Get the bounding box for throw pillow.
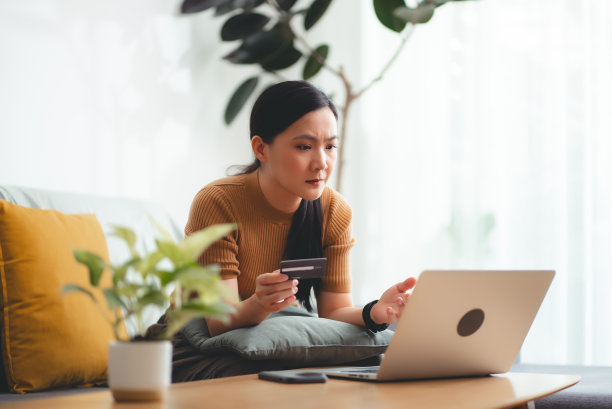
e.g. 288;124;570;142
0;200;123;393
181;306;393;366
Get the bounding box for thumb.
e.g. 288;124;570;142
396;277;417;293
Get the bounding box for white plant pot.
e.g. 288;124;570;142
108;340;172;402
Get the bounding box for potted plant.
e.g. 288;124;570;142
62;221;238;402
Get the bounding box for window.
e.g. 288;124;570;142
348;0;612;365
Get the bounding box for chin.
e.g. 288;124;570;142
301;187;325;201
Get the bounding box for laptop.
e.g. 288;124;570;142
320;269;555;381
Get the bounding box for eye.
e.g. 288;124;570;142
326;144;337;150
296;145;311;151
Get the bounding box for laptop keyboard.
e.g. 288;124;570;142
340;366;380;374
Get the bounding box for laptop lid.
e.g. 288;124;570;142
373;269;555;381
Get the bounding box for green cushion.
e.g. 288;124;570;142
181;307;393;366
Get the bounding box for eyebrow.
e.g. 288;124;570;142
292;135;338;142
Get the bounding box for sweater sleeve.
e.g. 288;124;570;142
321;190;355;293
185;186;240;279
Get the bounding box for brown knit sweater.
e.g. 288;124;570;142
184;170;354;301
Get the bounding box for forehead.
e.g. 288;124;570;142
279;107;337;140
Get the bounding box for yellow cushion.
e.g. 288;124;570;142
0;200;122;393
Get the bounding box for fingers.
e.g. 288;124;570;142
254;271;299;311
258;270;290;285
387;306;398;321
395;277;417;293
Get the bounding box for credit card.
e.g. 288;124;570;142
280;258;327;279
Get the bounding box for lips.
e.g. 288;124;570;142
306;178;324;184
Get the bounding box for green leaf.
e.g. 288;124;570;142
175;264;219;284
373;0;407;32
221;13;270;41
183;300;236;319
176;266;223;303
214;1;241;16
177;223;238;262
180;0;226;14
109;225;138;257
112;256;140;284
162;303;236;339
103;288;127;310
277;0;298;11
223;29;289;64
138;289;167;308
72;249;107;286
156;239;184;263
62;283;96;301
261;45;302;72
225;77;259;125
304;0;333;31
302;44;329;80
135;250;165;276
154;270;175;287
115;282;143;299
393;4;435;24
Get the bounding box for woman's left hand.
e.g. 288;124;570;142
370;277;417;325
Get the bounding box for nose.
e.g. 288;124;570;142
312;147;328;171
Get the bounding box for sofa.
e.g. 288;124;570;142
1;185;611;406
0;185;182;403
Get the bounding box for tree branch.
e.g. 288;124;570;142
354;24;415;99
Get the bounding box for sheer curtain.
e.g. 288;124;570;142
347;0;612;365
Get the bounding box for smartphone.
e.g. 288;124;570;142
258;371;327;384
280;258;327;280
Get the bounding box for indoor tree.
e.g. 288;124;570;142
180;0;475;191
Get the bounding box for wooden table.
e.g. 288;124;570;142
7;372;579;409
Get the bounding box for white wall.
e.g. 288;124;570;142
0;1;237;229
0;0;364;231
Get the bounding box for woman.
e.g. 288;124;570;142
189;80;415;335
165;81;416;380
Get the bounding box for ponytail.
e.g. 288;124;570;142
283;198;323;312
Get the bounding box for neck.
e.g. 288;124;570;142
257;168;301;213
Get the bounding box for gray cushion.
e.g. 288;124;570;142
181;307;393;366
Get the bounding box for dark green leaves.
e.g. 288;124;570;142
393;4;435;24
181;0;266;15
223;29;289;64
221;13;270;41
303;44;329;80
304;0;333;31
261;46;302;71
277;0;298;11
225;76;259;125
373;0;407;32
180;0;225;14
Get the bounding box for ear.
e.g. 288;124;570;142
251;135;268;163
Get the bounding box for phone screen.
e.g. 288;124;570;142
258;371;327;384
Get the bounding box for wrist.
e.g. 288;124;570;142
244;296;271;325
362;300;389;333
369;302;386;325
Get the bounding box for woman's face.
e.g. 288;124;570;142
260;107;338;204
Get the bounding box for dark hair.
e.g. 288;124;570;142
236;81;337;311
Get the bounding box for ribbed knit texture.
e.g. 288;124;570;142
185;171;354;300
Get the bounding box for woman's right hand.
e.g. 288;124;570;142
252;270;299;314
